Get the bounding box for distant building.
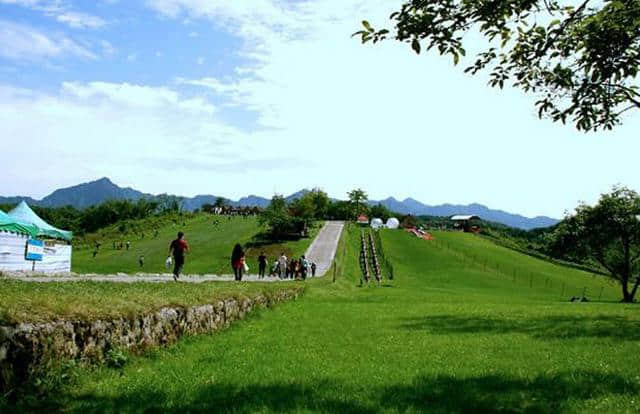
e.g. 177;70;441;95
450;215;481;233
357;214;369;225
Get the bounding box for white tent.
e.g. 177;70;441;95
0;204;73;274
0;232;32;272
371;218;384;229
386;217;400;229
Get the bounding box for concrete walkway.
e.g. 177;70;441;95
1;221;345;283
304;221;344;276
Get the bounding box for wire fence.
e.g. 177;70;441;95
373;230;394;281
359;230;370;285
430;237;618;301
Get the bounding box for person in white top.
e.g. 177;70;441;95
277;252;288;279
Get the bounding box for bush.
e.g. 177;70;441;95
105;347;128;369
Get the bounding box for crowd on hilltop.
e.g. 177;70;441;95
165;233;317;282
267;252;316;280
201;205;261;216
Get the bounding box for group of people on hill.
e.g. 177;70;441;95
270;253;316;280
167;232;317;281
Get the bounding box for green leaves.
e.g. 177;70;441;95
411;38;421;54
355;0;640;132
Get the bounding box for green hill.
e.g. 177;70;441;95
9;225;639;413
72;214;319;275
381;230;619;302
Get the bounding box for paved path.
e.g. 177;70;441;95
1;221;345;283
1;274;294;283
304;221;344;276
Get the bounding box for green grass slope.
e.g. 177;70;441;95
11;226;639;413
72;215;319;275
422;231;619;301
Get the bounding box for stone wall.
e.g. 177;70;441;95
0;288;302;393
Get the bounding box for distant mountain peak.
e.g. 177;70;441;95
0;179;560;230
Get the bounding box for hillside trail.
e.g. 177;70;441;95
2;221;345;283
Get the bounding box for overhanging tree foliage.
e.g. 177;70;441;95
551;186;640;302
355;0;640;132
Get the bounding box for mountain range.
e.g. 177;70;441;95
0;178;559;230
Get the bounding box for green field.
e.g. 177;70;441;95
72;215;319;275
8;226;640;413
0;280;299;325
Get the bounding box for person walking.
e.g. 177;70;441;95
311;261;317;277
277;252;288;279
231;243;246;281
168;232;189;281
258;252;267;279
301;255;309;280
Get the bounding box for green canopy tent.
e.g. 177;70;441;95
8;201;73;241
0;209;38;237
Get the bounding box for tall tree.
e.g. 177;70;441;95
370;203;393;221
355;1;640;132
348;188;369;219
214;197;229;208
308;188;331;220
551;186;640;302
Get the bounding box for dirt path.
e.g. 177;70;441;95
2;221;345;283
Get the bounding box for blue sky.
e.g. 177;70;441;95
1;0;639;219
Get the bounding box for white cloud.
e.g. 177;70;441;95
56;12;107;29
100;40;116;55
1;0;639;216
0;0;61;11
61;81;216;114
0;82;287;198
188;31;198;37
196;56;204;65
177;77;238;95
0;19;97;61
126;53;137;62
0;0;108;29
142;0;640;217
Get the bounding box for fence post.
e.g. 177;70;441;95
332;262;336;283
599;287;604;301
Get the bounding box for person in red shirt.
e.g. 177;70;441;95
168;232;189;281
231;243;245;281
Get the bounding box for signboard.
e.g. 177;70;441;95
25;239;44;261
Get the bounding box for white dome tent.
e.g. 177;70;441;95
386;217;400;229
370;218;384;229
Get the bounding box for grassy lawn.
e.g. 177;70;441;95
7;227;640;413
72;215;320;275
0;280;301;325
